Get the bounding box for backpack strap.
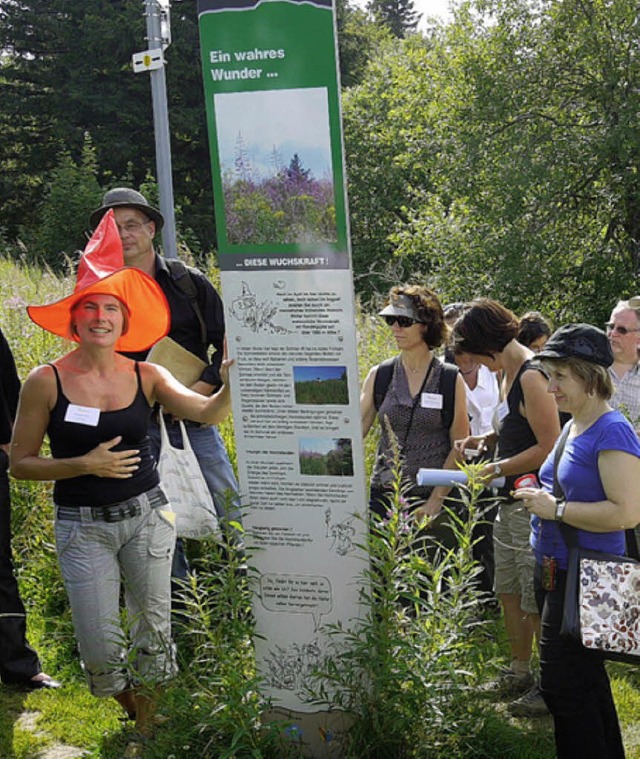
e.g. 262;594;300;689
373;356;458;430
166;259;207;346
373;357;397;411
438;362;458;430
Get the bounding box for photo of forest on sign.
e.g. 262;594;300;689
214;88;337;246
298;437;354;477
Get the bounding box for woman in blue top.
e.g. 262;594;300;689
514;323;640;759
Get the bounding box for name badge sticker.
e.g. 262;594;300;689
421;392;443;410
64;404;101;426
496;399;509;423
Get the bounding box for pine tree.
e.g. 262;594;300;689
286;154;312;184
367;0;420;37
0;0;214;251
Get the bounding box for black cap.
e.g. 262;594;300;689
536;323;614;367
90;188;164;231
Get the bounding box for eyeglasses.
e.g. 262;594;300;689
605;323;640;336
382;315;417;328
117;221;151;235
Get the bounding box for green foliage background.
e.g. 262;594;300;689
1;0;638;319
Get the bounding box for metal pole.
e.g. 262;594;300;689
144;0;177;259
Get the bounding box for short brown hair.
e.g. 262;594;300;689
518;311;553;348
451;298;519;358
388;285;448;348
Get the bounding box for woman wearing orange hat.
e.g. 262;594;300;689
9;211;233;739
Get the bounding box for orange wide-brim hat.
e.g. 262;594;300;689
27;209;171;352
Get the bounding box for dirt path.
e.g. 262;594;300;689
16;711;89;759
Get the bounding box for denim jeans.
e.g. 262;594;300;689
148;420;243;582
534;564;625;759
55;489;177;697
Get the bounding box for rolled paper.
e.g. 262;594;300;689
416;468;506;489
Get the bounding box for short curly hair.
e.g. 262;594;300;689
451;298;519;358
386;284;448;349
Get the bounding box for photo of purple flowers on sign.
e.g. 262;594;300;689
214;87;337;246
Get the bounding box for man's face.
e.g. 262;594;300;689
113;207;155;264
607;306;640;363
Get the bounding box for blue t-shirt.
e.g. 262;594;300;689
532;410;640;569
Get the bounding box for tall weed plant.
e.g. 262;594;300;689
308;454;498;758
150;540;299;759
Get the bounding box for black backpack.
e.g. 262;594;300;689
166;258;207;346
373;356;458;430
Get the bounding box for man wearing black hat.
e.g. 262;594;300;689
90;189;243;587
0;328;60;690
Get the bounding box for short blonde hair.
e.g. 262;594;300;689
542;356;613;400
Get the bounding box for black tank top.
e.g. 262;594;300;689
495;360;543;496
47;362;159;507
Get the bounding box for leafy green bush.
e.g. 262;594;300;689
307;457;497;758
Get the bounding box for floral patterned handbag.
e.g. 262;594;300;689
560;543;640;663
553;427;640;663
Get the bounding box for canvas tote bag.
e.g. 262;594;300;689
157;411;220;540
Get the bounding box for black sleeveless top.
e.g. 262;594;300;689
495;360;543;497
47;362;159;507
371;357;450;499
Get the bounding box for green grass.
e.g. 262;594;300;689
1;253;638;757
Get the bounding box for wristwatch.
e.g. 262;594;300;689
554;499;567;522
493;463;503;477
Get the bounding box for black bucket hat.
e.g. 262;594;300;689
536;323;614;367
90;188;164;231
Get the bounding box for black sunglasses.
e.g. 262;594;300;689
605;323;640;336
382;315;417;328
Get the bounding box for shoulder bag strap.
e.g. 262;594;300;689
166;259;208;346
553;423;578;549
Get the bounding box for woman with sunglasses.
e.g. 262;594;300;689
361;285;469;525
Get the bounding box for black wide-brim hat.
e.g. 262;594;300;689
537;323;614;367
90;187;164;231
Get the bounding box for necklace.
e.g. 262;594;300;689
459;365;478;376
402;360;428;374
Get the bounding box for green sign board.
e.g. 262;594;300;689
198;0;349;270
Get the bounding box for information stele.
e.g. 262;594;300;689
198;0;368;756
